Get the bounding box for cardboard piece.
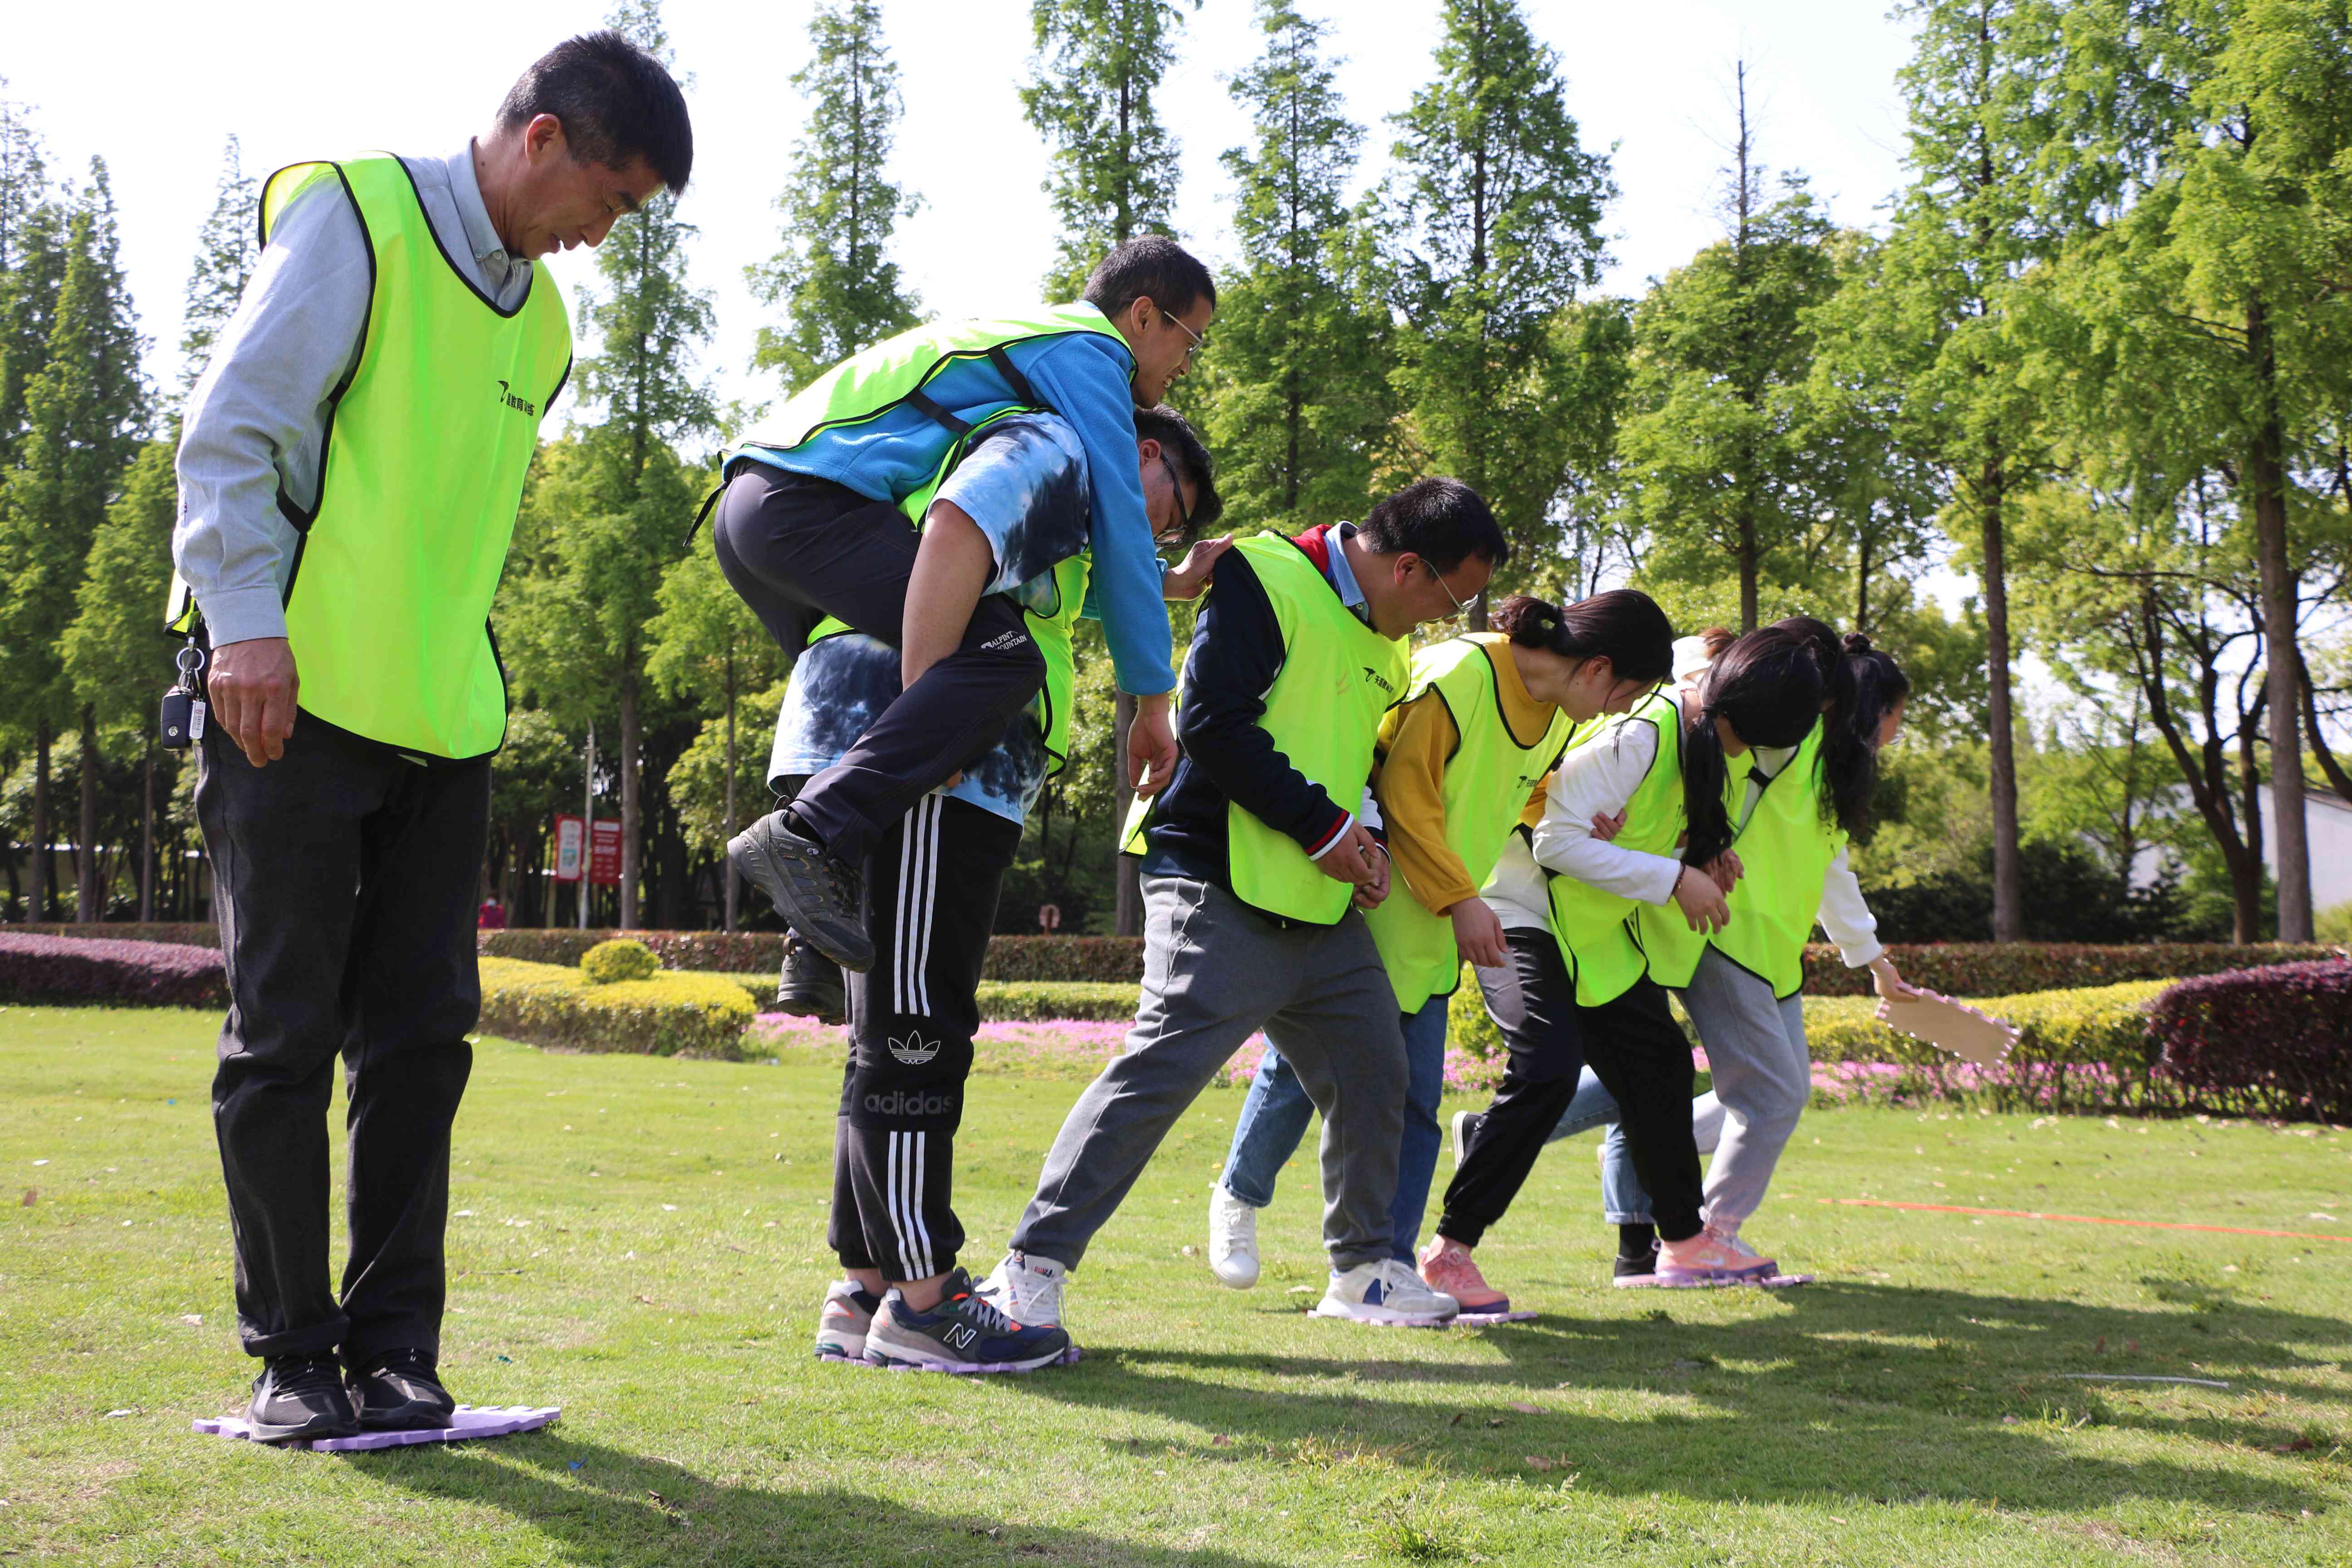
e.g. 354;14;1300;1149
1874;989;2020;1069
191;1403;560;1452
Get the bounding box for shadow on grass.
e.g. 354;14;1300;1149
1004;1281;2346;1514
368;1435;1282;1567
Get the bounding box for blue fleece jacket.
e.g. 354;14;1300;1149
735;319;1174;696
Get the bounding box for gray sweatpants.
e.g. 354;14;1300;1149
1010;874;1407;1272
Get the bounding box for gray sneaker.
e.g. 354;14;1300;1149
729;810;874;973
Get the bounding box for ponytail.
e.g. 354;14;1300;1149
1825;632;1912;843
1682;627;1824;867
1492;589;1674;685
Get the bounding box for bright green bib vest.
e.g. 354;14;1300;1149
1545;689;1693;1007
805;407;1087;774
1365;638;1574;1014
166;155;571;760
1711;718;1842;999
742;304;1129;459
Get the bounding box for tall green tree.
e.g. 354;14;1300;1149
1021;0;1195;299
1619;68;1844;630
0;162;148;921
1196;0;1395;532
500;0;717;930
1382;0;1615;608
176;136;258;408
748;0;921;392
0;86;62;477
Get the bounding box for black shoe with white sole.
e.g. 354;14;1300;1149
245;1354;361;1444
728;809;873;973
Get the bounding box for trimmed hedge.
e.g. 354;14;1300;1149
1807;980;2173;1114
11;922;220;948
698;971;1143;1024
2151;959;2352;1125
580;938;661;985
476;957;755;1058
0;932;226;1008
1797;942;2339;997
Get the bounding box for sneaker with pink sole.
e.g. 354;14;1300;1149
1654;1227;1780;1286
1416;1236;1509;1314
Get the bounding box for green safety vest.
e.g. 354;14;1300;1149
164;154;571;761
804;407;1087;773
1710;718;1842;999
1545;688;1694;1007
741;303;1131;463
1364;637;1574;1015
1124;533;1408;926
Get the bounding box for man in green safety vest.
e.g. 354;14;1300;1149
167;32;691;1445
711;237;1214;974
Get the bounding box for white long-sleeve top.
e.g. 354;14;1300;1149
1483;696;1885;968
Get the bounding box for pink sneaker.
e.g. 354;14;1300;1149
1701;1220;1778;1277
1655;1229;1778;1286
1416;1236;1509;1313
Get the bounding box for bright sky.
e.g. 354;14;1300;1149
9;0;1920;421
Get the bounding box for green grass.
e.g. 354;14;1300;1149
2;1005;2349;1567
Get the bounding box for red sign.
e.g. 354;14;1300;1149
589;820;622;887
552;815;586;882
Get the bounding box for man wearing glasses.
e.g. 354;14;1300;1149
715;237;1214;979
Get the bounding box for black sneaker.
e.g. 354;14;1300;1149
862;1267;1073;1373
245;1353;361;1444
1612;1248;1661;1285
776;934;847;1026
729;809;874;973
350;1348;457;1431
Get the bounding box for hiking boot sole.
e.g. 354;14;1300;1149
729;818;874;973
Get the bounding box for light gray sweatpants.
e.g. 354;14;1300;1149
1010;874;1408;1272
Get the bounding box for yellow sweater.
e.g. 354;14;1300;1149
1371;632;1559;916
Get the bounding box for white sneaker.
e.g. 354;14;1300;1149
1451;1109;1480;1166
1207;1184;1261;1289
975;1250;1066;1328
1313;1258;1459;1326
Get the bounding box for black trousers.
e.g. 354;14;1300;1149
827;792;1023;1281
1439;928;1704;1246
196;715;486;1365
713;462;1045;867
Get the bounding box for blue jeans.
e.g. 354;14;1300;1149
1544;1069;1728;1225
1220;994;1448;1266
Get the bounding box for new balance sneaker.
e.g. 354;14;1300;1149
1208;1184;1260;1290
1313;1258;1460;1326
862;1268;1072;1373
1450;1109;1481;1166
350;1348;456;1431
728;809;874;973
975;1250;1066;1328
775;934;848;1026
1416;1236;1509;1313
1655;1229;1779;1286
245;1353;361;1444
814;1279;882;1362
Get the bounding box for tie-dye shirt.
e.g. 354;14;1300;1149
767;414;1095;828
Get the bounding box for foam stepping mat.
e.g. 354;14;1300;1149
1451;1309;1540;1326
821;1345;1083;1374
1611;1272;1813;1290
192;1404;560;1451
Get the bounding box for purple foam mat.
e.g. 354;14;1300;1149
192;1404;560;1451
822;1344;1084;1375
1451;1309;1540;1326
1612;1272;1813;1290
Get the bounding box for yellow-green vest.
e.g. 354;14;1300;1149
805;407;1086;773
742;303;1129;458
166;154;571;761
1126;533;1408;925
1711;718;1842;999
1365;638;1574;1014
1545;689;1692;1007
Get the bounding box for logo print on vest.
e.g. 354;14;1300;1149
1362;666;1396;696
495;379;539;416
888;1030;942;1066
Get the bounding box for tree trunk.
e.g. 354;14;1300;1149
138;743;154;922
1981;466;2022;941
724;655;739;932
620;674;641;931
30;720;51;921
76;705;99;922
1113;690;1141;936
1738;517;1759;632
2244;294;2312;941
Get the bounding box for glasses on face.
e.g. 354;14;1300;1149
1421;559;1475;622
1160;308;1206;366
1156;451;1194;543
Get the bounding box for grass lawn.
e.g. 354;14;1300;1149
2;1005;2349;1567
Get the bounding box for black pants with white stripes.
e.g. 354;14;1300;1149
827;792;1024;1283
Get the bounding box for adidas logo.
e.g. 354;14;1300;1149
888;1029;941;1066
861;1089;959;1117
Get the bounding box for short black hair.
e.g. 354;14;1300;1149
1358;478;1509;572
497;30;694;195
1082;235;1216;321
1133;403;1223;544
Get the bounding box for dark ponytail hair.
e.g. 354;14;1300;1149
1681;627;1825;868
1825;631;1912;843
1490;589;1674;686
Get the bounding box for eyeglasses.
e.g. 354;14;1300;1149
1421;559;1474;622
1156;451;1194;542
1161;308;1206;365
